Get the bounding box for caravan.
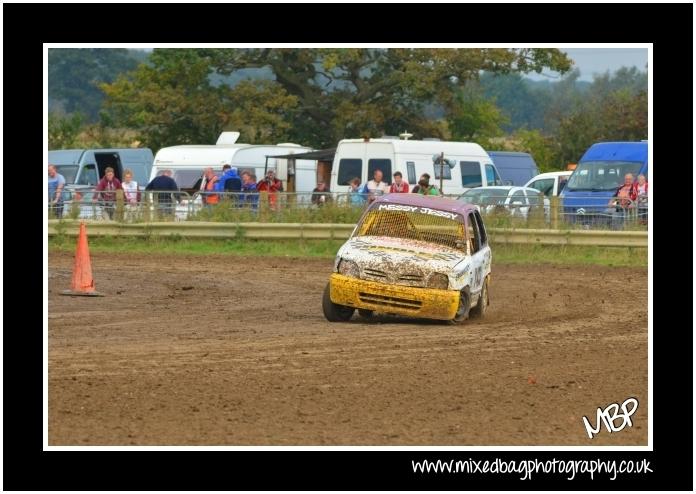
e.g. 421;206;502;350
329;137;502;196
148;132;316;195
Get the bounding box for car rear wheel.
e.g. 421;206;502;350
470;278;489;318
322;283;355;322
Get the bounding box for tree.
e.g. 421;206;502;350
48;49;142;121
48;112;83;149
447;83;508;148
101;50;298;150
102;48;572;149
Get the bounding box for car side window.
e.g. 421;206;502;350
77;164;98;186
474;210;487;246
511;190;526;204
468;212;482;254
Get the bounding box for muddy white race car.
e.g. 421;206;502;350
323;194;492;324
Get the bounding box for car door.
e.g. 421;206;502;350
467;211;487;295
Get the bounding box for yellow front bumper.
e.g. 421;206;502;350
329;273;460;321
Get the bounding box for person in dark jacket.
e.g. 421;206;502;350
145;169;181;220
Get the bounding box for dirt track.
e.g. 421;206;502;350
48;252;648;445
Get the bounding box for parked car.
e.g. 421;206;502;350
323;194;491;324
457;186;549;221
525;171;572;197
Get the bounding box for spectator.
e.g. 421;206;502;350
349;177;366;206
635;173;648;224
121;169;141;221
145;169;181;220
48;164;66;219
311;181;332;207
93;167;122;220
365;169;390;203
257;169;283;210
389;171;409;193
201;167;219;206
215;164;242;205
411;173;439;195
240;171;259;209
608;173;637;229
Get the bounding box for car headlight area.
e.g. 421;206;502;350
337;259;360;278
427;273;450;290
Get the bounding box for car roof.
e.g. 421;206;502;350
528;171;572;179
372;193;479;215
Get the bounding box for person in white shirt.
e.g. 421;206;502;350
121;169;140;221
365;169;390;203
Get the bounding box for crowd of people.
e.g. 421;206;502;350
48;164;649;226
608;172;649;225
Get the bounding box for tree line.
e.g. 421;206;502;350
48;48;647;171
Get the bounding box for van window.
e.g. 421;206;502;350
460;161;482;188
368;159;392;184
485;164;502;186
406;162;416;185
77;164;98;186
433;161;452;180
55;165;79;184
337;159;362;186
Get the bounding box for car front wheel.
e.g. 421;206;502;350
322;283;355;322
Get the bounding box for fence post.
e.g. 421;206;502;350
115;189;125;222
551;196;560;230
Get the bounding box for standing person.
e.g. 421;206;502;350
47;164;66;219
256;169;283;210
411;173;439;195
240;171;259;209
635;173;649;224
608;173;637;229
121;169;141;221
93;167;122;220
201;167;219;207
311;181;332;207
389;171;409;193
365;169;390;203
145;169;181;220
349;177;366;206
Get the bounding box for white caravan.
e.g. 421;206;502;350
329;137;502;196
149;132;316;194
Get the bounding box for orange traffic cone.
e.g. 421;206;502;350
61;222;103;297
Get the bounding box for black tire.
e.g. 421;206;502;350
451;289;471;324
470;278;489;319
322;283;355;322
358;309;374;319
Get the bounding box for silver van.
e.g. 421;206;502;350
48;148;154;187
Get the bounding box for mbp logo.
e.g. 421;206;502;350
582;397;639;439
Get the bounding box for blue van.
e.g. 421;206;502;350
487;151;539;186
560;141;648;224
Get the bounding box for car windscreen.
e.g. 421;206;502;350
354;205;465;251
54;165;79;183
566;161;643;191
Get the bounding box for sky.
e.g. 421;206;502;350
526;48;649;81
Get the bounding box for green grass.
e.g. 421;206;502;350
49;236;647;267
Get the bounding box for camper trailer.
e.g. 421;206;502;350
148;132;316;195
329;137;502;195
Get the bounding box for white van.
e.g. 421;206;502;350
149;132;316;195
329;137;502;196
